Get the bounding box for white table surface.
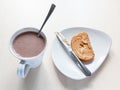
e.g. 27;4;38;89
0;0;120;90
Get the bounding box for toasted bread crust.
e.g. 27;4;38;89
71;32;94;61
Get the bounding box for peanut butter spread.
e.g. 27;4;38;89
71;32;95;61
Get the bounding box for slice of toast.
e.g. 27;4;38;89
71;32;94;61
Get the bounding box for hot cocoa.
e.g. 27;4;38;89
13;32;45;57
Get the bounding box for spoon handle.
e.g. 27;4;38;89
38;4;56;37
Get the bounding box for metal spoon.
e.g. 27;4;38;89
38;4;56;37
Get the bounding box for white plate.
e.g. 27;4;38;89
51;27;112;80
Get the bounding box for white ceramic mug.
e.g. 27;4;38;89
9;27;47;78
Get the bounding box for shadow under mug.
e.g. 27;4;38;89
9;27;47;78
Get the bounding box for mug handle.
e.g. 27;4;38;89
17;60;30;78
